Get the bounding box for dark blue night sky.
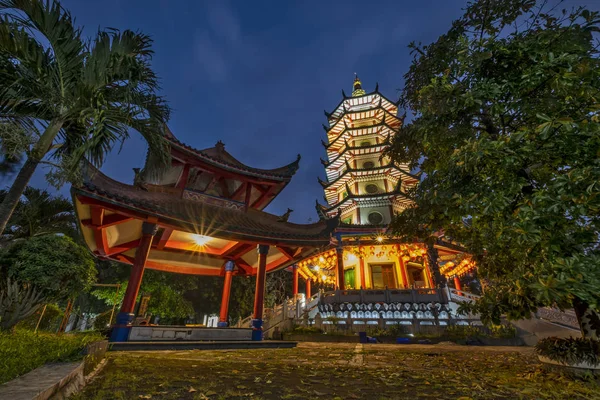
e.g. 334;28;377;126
9;0;600;223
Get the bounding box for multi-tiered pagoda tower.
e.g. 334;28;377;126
293;76;475;293
316;76;419;225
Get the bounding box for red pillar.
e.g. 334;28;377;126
454;276;462;291
120;222;157;314
252;244;269;340
359;255;366;289
336;246;345;290
111;222;157;342
292;264;299;299
305;278;312;298
218;261;235;327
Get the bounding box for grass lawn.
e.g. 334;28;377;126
0;329;102;384
74;342;600;399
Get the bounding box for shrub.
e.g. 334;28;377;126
291;326;323;334
0;329;102;384
16;303;63;332
536;337;600;367
444;325;484;339
489;324;517;339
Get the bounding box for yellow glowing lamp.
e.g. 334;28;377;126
191;234;210;246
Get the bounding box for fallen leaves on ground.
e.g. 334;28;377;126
72;343;600;399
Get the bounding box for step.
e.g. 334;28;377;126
109;340;297;351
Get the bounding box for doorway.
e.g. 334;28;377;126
370;264;396;289
407;263;427;288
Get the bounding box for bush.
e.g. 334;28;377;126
291;326;323;334
0;329;102;384
15;303;63;332
444;325;484;339
536;337;600;367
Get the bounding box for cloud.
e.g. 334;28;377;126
193;31;228;82
207;1;241;45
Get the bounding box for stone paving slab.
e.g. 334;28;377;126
0;362;83;400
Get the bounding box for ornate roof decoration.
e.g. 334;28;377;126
352;74;366;97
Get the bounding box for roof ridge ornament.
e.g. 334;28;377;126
342;89;348;99
215;140;225;154
352;74;366;97
375;82;379;92
278;208;293;222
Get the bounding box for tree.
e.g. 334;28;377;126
1;187;75;242
0;235;96;329
0;0;171;235
386;0;600;339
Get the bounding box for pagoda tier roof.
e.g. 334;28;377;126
71;166;338;277
326;107;402;138
319;161;418;189
324;119;399;151
318;188;412;214
325;89;399;123
322;140;390;169
162;127;301;182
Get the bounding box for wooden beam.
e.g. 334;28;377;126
82;214;133;229
175;164;190;190
118;255;222;276
244;183;252;206
251;185;276;209
265;256;290;272
156;227;174;250
277;246;295;260
230;182;247;202
218;177;230;198
105;239;140;256
91;206;104;226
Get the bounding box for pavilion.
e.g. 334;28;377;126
71;128;338;341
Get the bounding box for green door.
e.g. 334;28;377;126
344;268;356;289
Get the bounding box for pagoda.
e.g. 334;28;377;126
291;77;476;294
316;75;419;224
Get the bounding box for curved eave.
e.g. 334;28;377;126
322;163;414;189
324;141;389;168
326;107;402;139
326;91;399;121
323;191;412;213
325;121;399;151
167;136;301;182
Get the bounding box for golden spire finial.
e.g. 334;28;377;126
352;73;366;97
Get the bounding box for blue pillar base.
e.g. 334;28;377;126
109;312;134;342
217;321;228;328
251;318;263;341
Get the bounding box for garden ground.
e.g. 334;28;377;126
74;342;600;399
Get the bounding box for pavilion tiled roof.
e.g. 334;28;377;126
72;166;337;246
164;127;301;181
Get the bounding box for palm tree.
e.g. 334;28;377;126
1;186;76;241
0;0;171;235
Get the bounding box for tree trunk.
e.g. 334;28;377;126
572;297;600;340
0;120;63;235
0;157;39;235
427;241;446;288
